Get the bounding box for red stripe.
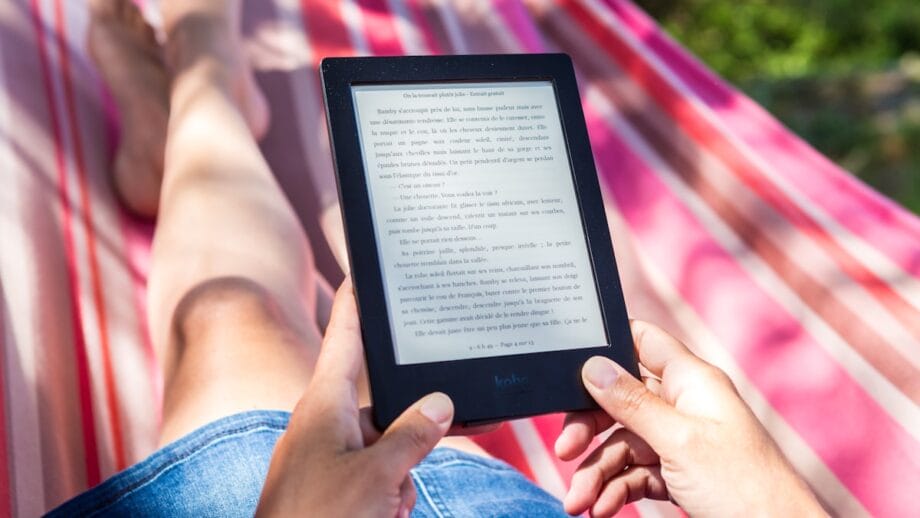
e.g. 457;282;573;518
301;0;355;61
560;0;920;341
29;0;101;487
52;0;127;473
357;0;404;55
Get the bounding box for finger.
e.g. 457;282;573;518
630;320;704;378
312;277;364;393
290;278;365;451
370;392;454;476
644;376;662;396
359;406;382;445
582;355;685;454
564;428;657;515
591;465;669;518
397;475;416;518
554;410;615;461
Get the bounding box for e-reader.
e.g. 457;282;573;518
321;54;639;429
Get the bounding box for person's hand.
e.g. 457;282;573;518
555;321;824;517
256;278;453;517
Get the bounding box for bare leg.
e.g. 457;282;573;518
92;0;488;457
141;0;315;445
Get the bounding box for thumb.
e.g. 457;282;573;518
369;392;454;476
582;356;685;454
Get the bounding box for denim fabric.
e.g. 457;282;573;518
47;411;566;517
410;449;566;517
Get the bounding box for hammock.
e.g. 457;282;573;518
1;0;918;515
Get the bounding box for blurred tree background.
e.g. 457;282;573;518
639;0;920;214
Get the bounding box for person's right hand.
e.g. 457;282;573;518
555;321;825;517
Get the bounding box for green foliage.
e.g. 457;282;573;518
639;0;920;214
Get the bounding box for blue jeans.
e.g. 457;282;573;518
48;411;566;517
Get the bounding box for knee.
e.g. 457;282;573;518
171;276;283;345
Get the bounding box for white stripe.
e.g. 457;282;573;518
385;0;429;54
508;419;566;500
608;200;871;517
430;0;468;54
586;88;920;440
0;13;46;513
340;0;371;55
580;0;920;312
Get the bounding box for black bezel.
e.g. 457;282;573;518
321;54;638;429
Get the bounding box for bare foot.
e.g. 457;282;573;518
89;0;168;218
161;0;270;139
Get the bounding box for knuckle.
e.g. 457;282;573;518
613;381;653;419
700;364;732;387
402;424;433;452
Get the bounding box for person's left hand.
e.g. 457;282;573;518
255;278;454;517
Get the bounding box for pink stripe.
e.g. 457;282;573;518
605;0;920;277
29;0;101;487
493;0;545;53
583;102;920;516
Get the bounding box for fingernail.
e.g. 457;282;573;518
399;503;410;518
583;356;618;389
419;392;453;425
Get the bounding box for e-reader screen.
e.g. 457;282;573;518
351;81;607;365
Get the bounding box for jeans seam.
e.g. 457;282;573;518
85;423;286;517
418;458;516;474
410;469;452;518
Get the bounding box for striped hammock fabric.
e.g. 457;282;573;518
1;0;919;515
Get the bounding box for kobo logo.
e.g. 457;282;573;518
494;373;529;390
